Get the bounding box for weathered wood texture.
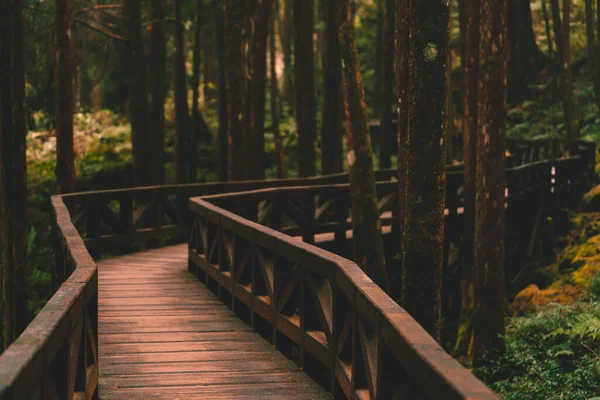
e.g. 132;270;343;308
98;245;328;399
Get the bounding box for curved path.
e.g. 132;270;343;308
98;244;329;399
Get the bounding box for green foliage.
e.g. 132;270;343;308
475;303;600;399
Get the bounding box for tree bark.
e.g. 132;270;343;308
320;0;344;175
280;0;295;115
378;0;395;169
402;0;449;341
294;0;317;177
55;0;76;193
0;0;28;350
561;0;579;139
249;0;272;180
192;0;211;150
174;0;193;183
149;0;167;185
374;0;384;116
225;0;249;181
217;2;228;181
340;0;389;293
395;0;409;303
124;0;150;186
455;0;480;360
541;0;554;61
270;0;286;179
473;0;507;362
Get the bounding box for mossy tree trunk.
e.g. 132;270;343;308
0;0;28;350
294;0;317;177
225;0;249;181
402;0;450;341
394;0;410;303
271;0;286;179
55;0;76;193
455;0;480;361
321;0;344;175
339;0;389;293
472;0;507;362
249;0;272;180
124;0;150;186
149;0;167;185
378;0;395;170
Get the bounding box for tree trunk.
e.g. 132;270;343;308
455;0;480;361
281;0;295;115
340;0;389;293
378;0;395;169
402;0;449;341
374;0;384;116
0;0;28;350
225;0;249;181
270;0;286;179
217;2;228;181
192;0;211;150
320;0;344;175
473;0;507;362
507;0;545;103
561;0;579;139
294;0;317;177
124;0;150;186
394;0;409;303
550;0;563;86
149;0;167;185
586;0;595;61
55;0;76;193
541;0;554;61
174;0;193;183
249;0;272;180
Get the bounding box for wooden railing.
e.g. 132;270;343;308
0;197;99;400
0;138;594;399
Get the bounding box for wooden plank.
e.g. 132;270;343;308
98;245;328;399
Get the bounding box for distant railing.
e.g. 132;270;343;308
0;138;594;399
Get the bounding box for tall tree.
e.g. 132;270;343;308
455;0;480;360
294;0;316;177
249;0;273;180
378;0;395;169
148;0;167;185
124;0;150;186
174;0;193;183
320;0;344;175
270;0;285;179
402;0;450;340
395;0;409;303
0;0;28;350
192;0;211;149
541;0;553;62
280;0;295;115
473;0;508;361
55;0;76;193
561;0;579;139
340;0;389;292
217;1;228;181
225;0;249;181
374;0;384;115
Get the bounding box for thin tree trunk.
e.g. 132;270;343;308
374;0;384;116
217;2;228;181
225;0;249;181
270;0;286;179
541;0;554;61
320;0;344;175
340;0;389;293
561;0;579;139
455;0;480;361
586;0;595;61
402;0;450;340
174;0;193;183
378;0;394;169
281;0;295;115
473;0;507;362
149;0;167;185
550;0;563;88
250;0;272;180
394;0;409;303
55;0;76;193
124;0;150;186
192;0;211;149
294;0;317;177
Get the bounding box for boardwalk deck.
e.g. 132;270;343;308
98;244;330;399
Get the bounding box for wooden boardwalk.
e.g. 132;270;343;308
98;244;330;399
